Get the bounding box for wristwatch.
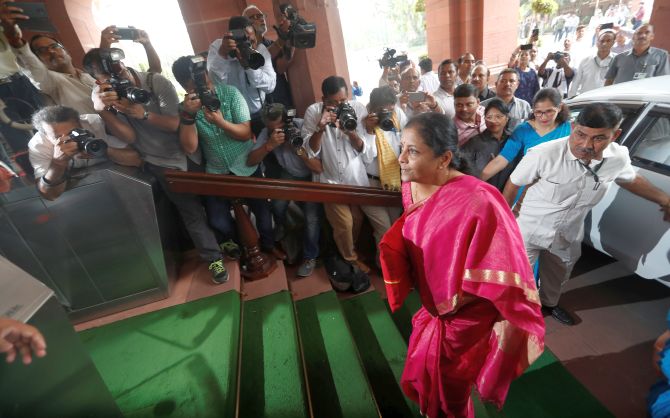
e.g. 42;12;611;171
142;110;150;120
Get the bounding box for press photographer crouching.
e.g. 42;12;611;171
28;105;141;200
246;103;323;277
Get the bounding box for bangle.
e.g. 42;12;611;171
180;117;196;125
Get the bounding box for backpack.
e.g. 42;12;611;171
323;254;371;294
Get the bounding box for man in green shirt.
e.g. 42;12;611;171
172;55;285;261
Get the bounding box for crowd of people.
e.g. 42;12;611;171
2;1;670;416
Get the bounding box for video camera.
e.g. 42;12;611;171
226;29;265;70
275;4;317;49
99;48;150;104
68;128;107;158
282;108;303;148
378;48;408;69
328;103;358;131
189;56;221;112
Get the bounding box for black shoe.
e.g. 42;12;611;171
543;305;575;326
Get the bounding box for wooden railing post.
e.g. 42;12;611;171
231;199;276;280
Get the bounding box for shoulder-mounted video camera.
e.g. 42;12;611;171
378;48;408;69
274;4;316;49
99;48;150;104
189;56;221;112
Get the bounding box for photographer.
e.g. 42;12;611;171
243;4;294;107
303;75;375;274
84;48;230;283
207;16;276;136
398;67;442;118
538;51;575;99
246;103;322;276
100;25;162;74
172;55;285;263
28;106;140;200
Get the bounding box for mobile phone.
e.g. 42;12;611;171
601;22;614;30
531;28;539;37
11;2;57;33
408;91;426;102
520;43;533;51
114;27;138;40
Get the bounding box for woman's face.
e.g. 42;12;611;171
484;107;509;134
398;126;450;184
532;99;559;127
519;50;530;64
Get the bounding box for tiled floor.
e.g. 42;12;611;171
74;245;669;417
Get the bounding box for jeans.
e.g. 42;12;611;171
271;172;321;260
205;167;274;250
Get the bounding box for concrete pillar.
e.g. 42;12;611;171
650;0;670;53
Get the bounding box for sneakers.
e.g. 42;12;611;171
297;259;316;277
208;259;229;284
220;240;241;260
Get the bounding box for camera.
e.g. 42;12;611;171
99;48;150;104
378;48;408;69
275;4;316;49
553;51;565;62
226;29;265;70
282;108;303;148
328;103;358;131
189;56;220;111
68;128;107;158
376;109;395;132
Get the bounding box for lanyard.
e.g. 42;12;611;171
579;159;606;190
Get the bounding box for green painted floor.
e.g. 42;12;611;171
79;289;614;418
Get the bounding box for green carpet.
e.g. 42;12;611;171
295;291;379;418
79;291;241;418
237;291;309;418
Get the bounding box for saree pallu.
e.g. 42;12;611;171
380;176;545;418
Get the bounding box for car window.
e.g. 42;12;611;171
630;113;670;174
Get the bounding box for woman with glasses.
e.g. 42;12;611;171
380;112;544;418
481;88;570;182
460;98;516;191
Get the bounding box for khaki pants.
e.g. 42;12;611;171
526;240;581;307
324;202;392;262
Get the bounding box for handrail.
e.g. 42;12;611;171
164;170;402;207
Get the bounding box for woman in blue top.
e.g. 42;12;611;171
509;47;541;104
481;88;571;181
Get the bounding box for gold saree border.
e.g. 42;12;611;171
463;268;541;305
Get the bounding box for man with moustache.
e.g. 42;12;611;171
456;52;475;85
470;63;495;102
569;29;616;97
481;68;531;133
433;59;457;118
503;103;670;325
605;24;669;85
397;67;441;118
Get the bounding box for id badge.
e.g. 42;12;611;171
633;72;648;80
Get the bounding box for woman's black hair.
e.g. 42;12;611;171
484;97;510;116
529;87;570;124
405;113;471;175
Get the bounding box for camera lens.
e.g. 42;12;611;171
246;51;265;70
126;87;150;104
84;139;108;158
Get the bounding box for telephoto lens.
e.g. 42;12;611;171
336;103;358;131
376;109;395;131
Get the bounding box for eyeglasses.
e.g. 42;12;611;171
34;42;64;55
533;108;557;118
248;13;265;20
485;114;507;121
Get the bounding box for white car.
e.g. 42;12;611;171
567;76;670;285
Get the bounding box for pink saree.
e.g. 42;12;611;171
380;175;545;418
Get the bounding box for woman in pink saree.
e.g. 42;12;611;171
380;113;545;418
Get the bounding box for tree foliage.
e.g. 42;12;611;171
530;0;558;15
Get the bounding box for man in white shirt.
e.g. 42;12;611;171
302;76;377;274
28;106;140;200
538;51;575;98
398;67;441;119
433;59;457;118
418;57;439;94
207;16;276;135
503;103;670;325
569;30;616;97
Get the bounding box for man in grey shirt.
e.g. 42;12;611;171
83;48;229;283
481;68;531;134
605;24;669;85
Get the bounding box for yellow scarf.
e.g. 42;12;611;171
374;112;401;191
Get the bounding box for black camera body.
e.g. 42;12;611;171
190;56;220;111
328;103;357;131
69;128;107;158
376;109;395;132
99;48;150;104
282;108;302;149
553;51;565;62
277;4;316;49
378;48;408;69
226;29;265;70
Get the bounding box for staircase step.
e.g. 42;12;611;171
79;291;241;417
238;291;309;418
295;291;380;418
341;292;422;418
387;290;422;344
